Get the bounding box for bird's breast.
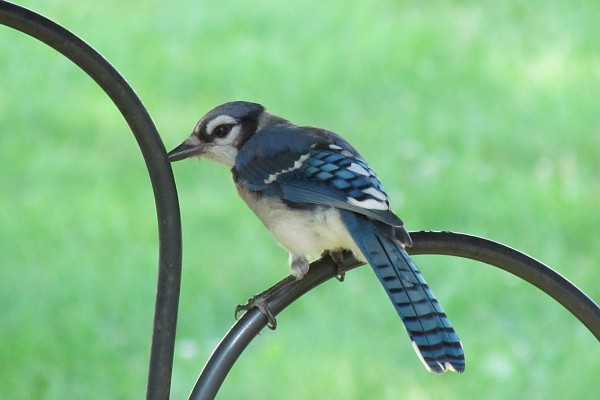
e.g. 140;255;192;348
235;184;361;260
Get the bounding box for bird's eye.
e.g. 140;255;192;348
213;124;233;139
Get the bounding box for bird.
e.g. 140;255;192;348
168;101;465;374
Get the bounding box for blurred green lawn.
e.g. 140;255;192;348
1;0;599;398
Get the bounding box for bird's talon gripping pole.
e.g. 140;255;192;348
323;250;359;283
234;274;299;330
235;299;278;330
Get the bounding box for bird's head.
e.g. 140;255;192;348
168;101;284;167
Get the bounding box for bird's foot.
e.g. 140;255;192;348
324;249;355;282
235;294;278;329
234;274;297;330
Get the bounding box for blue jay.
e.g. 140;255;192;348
168;101;465;374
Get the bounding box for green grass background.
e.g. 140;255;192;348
1;0;599;398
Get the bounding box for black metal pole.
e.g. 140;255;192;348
0;2;183;399
408;231;600;338
189;231;600;400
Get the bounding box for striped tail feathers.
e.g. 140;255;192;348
340;211;465;374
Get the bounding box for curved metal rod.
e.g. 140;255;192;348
189;231;600;400
0;2;182;399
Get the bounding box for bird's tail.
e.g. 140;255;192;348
341;212;465;374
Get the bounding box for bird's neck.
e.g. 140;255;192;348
257;112;291;131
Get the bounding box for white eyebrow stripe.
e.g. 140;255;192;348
206;115;238;135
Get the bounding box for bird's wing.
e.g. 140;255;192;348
235;125;404;228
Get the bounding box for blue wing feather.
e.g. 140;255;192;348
235;125;320;190
235;124;404;227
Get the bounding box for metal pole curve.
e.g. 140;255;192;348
0;2;183;399
189;231;600;400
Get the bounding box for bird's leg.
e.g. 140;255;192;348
323;249;356;282
235;253;309;330
289;253;310;279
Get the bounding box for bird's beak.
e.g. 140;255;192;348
167;139;205;162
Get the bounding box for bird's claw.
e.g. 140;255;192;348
235;295;278;330
234;274;298;330
326;250;353;282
